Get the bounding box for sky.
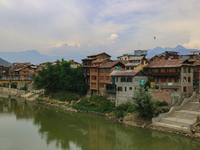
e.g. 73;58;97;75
0;0;200;60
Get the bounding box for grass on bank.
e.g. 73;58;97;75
72;94;169;119
36;90;169;119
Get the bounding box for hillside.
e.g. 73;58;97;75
0;58;11;66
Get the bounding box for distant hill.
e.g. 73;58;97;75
147;45;200;58
0;58;11;66
0;50;65;65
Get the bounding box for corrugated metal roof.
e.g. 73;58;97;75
145;59;187;68
110;70;142;76
125;63;140;67
129;56;144;60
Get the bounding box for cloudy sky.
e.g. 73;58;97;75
0;0;200;60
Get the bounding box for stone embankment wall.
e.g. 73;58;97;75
0;87;26;97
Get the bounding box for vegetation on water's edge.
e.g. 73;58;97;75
33;59;89;95
36;88;169;119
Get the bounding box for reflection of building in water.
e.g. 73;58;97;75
0;97;35;119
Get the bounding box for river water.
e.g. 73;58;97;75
0;97;200;150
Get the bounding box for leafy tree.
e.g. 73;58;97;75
134;87;156;119
33;59;88;95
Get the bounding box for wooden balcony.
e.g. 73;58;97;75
151;72;180;76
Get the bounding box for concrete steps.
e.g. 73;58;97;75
153;122;188;131
153;96;200;131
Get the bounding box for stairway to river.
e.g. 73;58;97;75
153;95;200;131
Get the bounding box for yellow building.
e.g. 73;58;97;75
125;56;149;70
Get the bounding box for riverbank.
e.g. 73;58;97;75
34;96;200;139
1;90;200;139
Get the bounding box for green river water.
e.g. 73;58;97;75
0;97;200;150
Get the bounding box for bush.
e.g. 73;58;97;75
75;95;115;113
116;103;132;111
113;110;124;118
127;105;136;112
134;87;156;119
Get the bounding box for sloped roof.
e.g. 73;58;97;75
99;61;124;68
125;63;140;67
87;52;111;57
129;56;144;60
145;59;187;68
110;70;146;76
92;59;107;63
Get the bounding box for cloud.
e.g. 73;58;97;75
106;34;118;44
0;0;200;58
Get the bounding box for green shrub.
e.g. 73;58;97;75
134;87;156;119
116;103;131;111
127;105;136;112
114;110;124;118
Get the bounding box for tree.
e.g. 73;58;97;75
133;87;156;119
33;59;89;95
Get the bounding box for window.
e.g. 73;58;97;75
183;77;187;83
169;68;176;72
161;69;165;73
184;67;187;73
161;77;166;82
183;86;187;92
168;77;172;82
156;77;159;82
91;76;97;80
188;68;191;73
106;76;110;81
116;77;118;82
154;69;159;73
100;76;104;80
99;83;104;88
100;69;104;73
127;77;132;82
188;77;191;82
125;87;127;91
118;87;122;91
105;69;111;73
129;87;132;90
174;77;179;82
121;77;126;82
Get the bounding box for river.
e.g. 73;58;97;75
0;97;200;150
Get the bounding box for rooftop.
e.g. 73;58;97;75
145;59;188;68
110;70;144;76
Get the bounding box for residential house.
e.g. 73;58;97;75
125;56;149;70
97;61;125;96
151;51;179;61
107;70;148;105
82;52;111;85
144;59;193;105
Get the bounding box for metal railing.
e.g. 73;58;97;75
0;77;33;81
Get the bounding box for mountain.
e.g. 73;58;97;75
0;58;11;66
0;50;65;65
147;45;200;58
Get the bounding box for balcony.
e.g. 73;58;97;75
151;72;180;76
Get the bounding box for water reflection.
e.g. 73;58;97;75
0;97;200;150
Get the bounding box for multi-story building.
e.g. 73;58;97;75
82;52;111;85
106;70;148;105
144;59;194;104
125;56;149;70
